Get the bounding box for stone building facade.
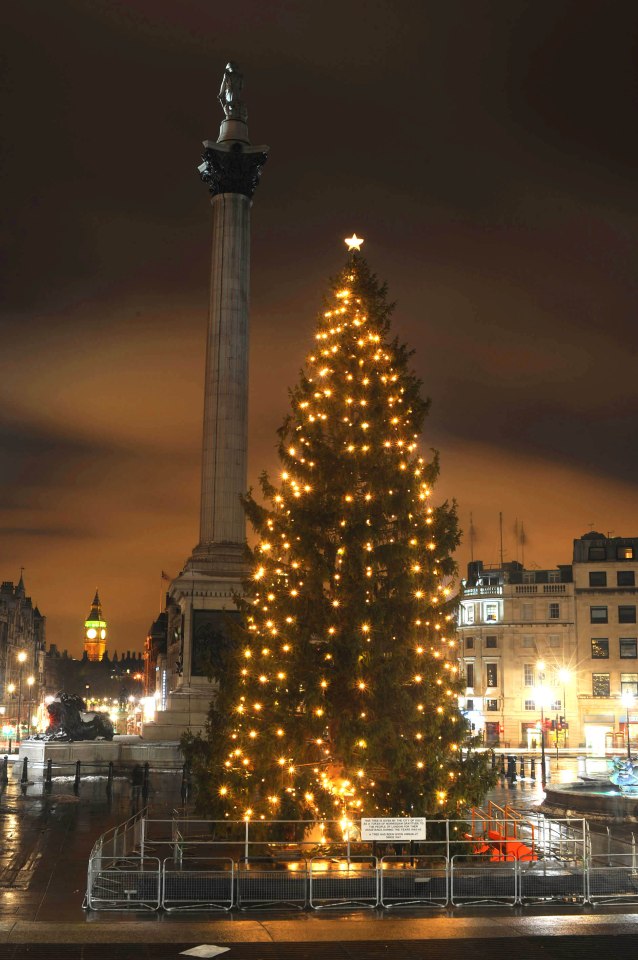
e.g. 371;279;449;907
457;532;638;752
0;576;46;731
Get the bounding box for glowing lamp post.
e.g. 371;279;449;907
622;691;635;761
16;651;27;745
26;676;35;737
534;679;550;787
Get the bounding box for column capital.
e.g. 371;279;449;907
198;141;268;199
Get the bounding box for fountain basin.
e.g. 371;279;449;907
542;781;638;822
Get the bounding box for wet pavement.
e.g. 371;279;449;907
1;756;638;957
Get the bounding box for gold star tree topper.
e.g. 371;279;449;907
345;233;364;251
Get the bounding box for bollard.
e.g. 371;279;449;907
142;761;150;800
530;756;536;781
520;756;525;779
21;757;29;785
1;756;8;786
106;761;114;795
73;760;81;793
44;758;53;791
507;755;517;782
7;739;12;756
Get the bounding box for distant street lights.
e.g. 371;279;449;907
622;690;635;761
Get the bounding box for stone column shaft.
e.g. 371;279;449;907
199;192;251;546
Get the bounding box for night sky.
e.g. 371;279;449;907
2;1;637;656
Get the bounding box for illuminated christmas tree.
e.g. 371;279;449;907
186;241;493;821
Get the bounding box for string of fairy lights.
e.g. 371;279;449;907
216;236;467;822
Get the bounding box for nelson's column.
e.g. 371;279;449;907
144;63;268;741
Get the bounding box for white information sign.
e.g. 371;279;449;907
360;817;426;842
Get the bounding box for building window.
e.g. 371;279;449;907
548;570;560;583
618;571;636;587
484;603;498;623
619;606;637;624
551;699;562;711
589;547;606;561
618;546;635;561
523;571;535;584
524;699;535;711
522;635;534;648
485;699;499;711
590;606;608;624
549;635;561;648
549;602;560;619
522;603;533;622
524;664;534;686
485;663;498;687
589;571;607;587
485;636;497;648
621;674;638;697
591;638;610;659
465;637;474;649
465;663;474;687
465;699;474;711
592;673;610;697
464;604;475;624
620;639;637;659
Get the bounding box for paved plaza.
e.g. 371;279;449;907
1;757;638;957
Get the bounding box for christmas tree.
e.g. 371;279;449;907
185;241;494;821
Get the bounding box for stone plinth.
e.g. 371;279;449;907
19;735;183;767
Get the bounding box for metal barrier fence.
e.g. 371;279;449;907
309;857;379;910
379;856;448;909
86;857;161;911
85;813;604;912
162;858;234;912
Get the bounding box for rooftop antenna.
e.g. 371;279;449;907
469;512;475;562
521;521;526;567
514;518;519;564
499;512;504;566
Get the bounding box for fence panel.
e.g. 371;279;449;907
162;858;234;911
237;861;308;909
518;859;587;904
309;857;379;910
450;856;517;906
379;856;448;908
588;855;638;904
87;857;161;911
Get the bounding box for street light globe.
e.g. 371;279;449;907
534;686;550;708
622;691;635;708
27;676;35;687
7;683;15;695
558;668;570;684
536;660;546;673
17;651;27;664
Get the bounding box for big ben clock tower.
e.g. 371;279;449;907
83;590;107;661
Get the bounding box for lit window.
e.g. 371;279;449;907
620;639;637;659
486;663;498;687
592;673;610;697
621;674;638;696
484;603;498;623
591;638;609;659
618;547;635;561
590;606;608;624
485;699;499;712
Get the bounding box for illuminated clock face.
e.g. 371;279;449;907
87;628;97;640
100;629;106;640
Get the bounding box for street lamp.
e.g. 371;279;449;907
26;676;35;738
16;651;27;745
622;691;635;761
558;668;570;746
534;681;550;787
